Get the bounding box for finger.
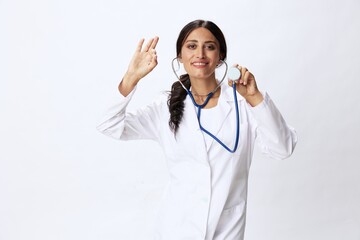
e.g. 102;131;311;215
238;66;248;84
240;66;248;80
148;54;158;70
150;48;157;55
228;79;237;86
243;71;250;85
150;36;159;49
136;38;145;52
152;51;158;63
143;38;155;52
237;65;243;83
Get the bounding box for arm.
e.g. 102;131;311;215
96;88;165;141
97;37;162;141
228;64;297;159
250;92;297;160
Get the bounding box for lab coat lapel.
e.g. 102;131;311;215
205;86;232;150
178;95;209;163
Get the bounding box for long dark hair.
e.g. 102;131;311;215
167;19;227;133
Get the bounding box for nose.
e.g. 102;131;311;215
196;46;205;59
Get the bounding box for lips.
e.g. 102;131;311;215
192;62;208;67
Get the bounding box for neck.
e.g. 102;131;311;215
189;76;221;107
190;76;218;96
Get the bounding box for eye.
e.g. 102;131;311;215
187;43;196;49
205;44;216;50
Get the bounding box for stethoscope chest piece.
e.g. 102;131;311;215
227;67;241;81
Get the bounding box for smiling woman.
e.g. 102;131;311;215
180;28;221;82
176;27;223;109
97;19;297;240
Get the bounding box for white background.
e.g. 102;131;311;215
1;0;360;239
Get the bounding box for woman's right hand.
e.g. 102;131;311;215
119;37;159;96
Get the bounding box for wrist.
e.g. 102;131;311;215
118;73;139;96
245;91;263;107
123;72;141;86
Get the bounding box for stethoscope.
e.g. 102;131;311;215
171;58;242;153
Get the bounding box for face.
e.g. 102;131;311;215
178;27;221;81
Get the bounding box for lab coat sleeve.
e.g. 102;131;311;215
249;92;297;160
96;87;165;142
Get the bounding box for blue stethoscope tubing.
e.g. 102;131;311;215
171;58;241;153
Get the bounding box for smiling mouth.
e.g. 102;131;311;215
192;62;208;66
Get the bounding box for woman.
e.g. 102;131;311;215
97;19;297;240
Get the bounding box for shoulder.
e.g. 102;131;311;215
153;91;170;105
146;90;170;114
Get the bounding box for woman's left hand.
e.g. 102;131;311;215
228;65;264;107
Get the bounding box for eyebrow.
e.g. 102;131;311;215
185;40;218;44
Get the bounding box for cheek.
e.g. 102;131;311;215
182;63;192;74
180;50;191;61
180;56;193;68
213;51;221;61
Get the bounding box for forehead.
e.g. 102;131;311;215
184;27;218;43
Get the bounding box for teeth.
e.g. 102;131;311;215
193;62;207;66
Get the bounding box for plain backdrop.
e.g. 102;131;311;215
1;0;360;239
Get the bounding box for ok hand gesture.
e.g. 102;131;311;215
120;37;159;96
127;37;159;81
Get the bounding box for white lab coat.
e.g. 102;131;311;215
97;83;297;240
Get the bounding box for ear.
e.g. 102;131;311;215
217;55;223;65
217;57;223;67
